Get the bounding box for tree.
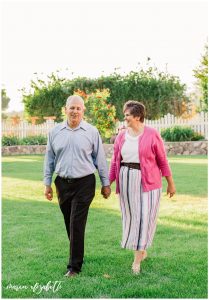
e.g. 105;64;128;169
63;64;188;120
22;72;67;123
23;63;188;122
1;89;10;111
193;44;208;111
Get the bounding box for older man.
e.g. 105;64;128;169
44;95;111;277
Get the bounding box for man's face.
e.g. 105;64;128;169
65;100;84;125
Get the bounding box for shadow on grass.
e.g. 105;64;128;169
2;160;44;182
2;159;109;190
2;197;208;299
2;161;208;200
160;215;207;228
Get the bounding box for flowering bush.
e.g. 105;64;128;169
74;89;88;100
74;89;116;140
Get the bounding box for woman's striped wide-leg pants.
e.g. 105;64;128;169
119;166;162;250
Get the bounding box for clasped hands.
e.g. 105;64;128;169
101;185;111;199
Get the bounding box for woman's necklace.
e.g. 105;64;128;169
128;125;145;137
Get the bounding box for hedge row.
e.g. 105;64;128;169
23;67;188;123
2;126;205;146
2;135;47;146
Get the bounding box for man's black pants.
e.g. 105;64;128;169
55;174;95;273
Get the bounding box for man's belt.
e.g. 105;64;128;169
57;174;93;183
121;162;141;170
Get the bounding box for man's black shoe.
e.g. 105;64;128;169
64;270;78;277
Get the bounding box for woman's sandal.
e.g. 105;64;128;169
141;250;147;261
132;262;141;274
132;250;147;274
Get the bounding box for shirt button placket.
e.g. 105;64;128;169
69;130;73;176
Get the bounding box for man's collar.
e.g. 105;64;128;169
61;119;87;131
78;120;88;131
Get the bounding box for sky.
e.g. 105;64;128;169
2;0;208;112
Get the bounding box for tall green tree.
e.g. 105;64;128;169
193;44;208;111
23;64;188;122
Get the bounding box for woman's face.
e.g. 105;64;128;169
124;109;140;128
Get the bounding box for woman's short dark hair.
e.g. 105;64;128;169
123;100;146;122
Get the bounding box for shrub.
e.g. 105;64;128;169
161;126;204;142
21;135;47;145
2;135;47;146
191;133;205;141
2;136;20;146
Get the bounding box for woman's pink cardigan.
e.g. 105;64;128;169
109;126;172;193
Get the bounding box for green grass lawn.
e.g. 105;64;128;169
2;155;208;298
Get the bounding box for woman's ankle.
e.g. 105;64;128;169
133;250;144;264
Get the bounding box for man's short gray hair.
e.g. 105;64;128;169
66;95;85;108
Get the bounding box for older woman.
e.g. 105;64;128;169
109;100;176;274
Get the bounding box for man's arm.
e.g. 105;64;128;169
44;132;55;201
92;130;111;199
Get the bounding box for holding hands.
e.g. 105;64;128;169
101;185;111;199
